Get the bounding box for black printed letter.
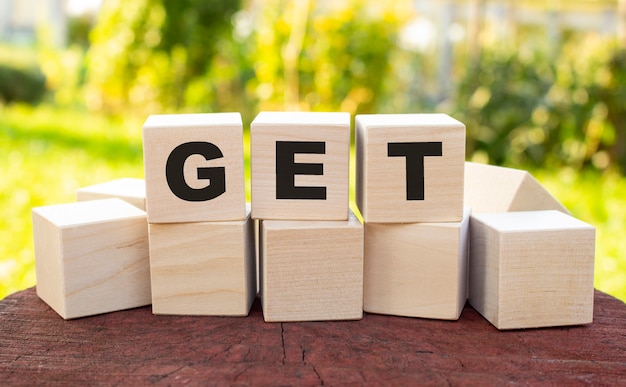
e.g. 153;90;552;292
165;142;226;201
275;141;326;200
387;142;442;200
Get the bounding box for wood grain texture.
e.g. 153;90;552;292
149;208;255;316
464;161;569;214
250;111;350;220
469;210;596;330
32;198;150;319
142;113;246;223
1;288;625;385
356;114;465;223
260;210;363;322
77;177;146;210
364;208;470;320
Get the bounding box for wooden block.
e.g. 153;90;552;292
32;198;150;319
468;210;595;330
363;208;471;320
250;111;350;220
464;162;569;214
77;178;146;210
260;210;363;322
356;114;465;223
143;113;246;223
149;207;256;316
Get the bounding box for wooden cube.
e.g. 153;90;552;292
250;111;350;220
260;210;363;322
363;208;471;320
469;210;595;330
149;207;256;316
464;162;569;214
143;113;246;223
32;198;150;319
77;178;146;210
356;114;465;223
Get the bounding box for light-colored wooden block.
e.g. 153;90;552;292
77;178;146;210
363;208;471;320
356;114;465;223
143;113;246;223
468;210;595;330
32;198;150;319
149;207;256;316
464;162;569;214
260;210;363;322
250;111;350;220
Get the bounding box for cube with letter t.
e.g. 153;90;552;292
142;113;246;223
250;111;350;220
356;114;465;223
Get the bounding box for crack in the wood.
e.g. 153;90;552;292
312;364;324;385
299;344;306;364
280;323;286;365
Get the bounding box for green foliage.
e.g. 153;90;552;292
85;0;241;114
0;64;47;104
68;14;95;49
84;0;410;119
456;35;626;173
249;0;410;115
0;45;47;105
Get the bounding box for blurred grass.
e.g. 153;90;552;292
0;104;144;298
1;104;625;303
533;168;626;303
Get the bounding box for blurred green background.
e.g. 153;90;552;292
1;0;625;302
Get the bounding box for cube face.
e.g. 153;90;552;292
464;162;569;214
469;210;595;330
363;208;470;320
32;199;150;319
356;114;465;223
260;211;363;322
250;111;350;220
143;113;246;223
77;178;146;210
149;210;256;316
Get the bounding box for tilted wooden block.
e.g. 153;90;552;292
149;207;256;316
363;208;471;320
143;113;246;223
356;114;465;223
77;178;146;210
464;162;569;214
32;198;150;319
260;210;363;322
469;210;595;330
250;111;350;220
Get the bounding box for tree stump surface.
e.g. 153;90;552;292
1;287;625;385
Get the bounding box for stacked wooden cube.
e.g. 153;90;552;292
356;114;470;320
142;113;256;316
250;112;363;322
31;111;596;330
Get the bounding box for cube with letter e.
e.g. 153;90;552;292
250;111;350;220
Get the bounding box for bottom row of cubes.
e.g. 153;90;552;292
32;197;595;330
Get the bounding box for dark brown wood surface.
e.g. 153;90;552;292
1;287;625;385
